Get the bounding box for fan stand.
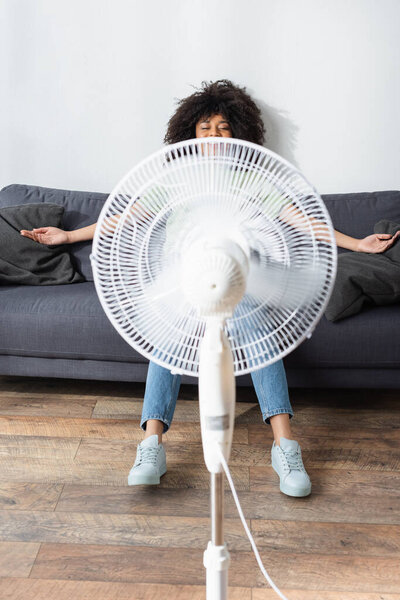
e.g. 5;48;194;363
198;319;236;600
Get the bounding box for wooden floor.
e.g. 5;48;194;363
0;376;399;599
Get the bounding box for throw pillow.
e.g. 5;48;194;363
325;221;400;322
0;203;84;285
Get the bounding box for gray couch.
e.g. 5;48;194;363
1;184;399;388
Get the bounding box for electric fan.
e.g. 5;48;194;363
91;138;337;600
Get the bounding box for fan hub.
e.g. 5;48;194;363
181;240;248;318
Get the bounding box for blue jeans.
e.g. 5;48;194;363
141;359;293;433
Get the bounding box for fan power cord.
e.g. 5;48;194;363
217;446;289;600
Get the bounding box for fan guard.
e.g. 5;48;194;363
91;138;336;376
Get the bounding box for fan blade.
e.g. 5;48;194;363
246;258;326;310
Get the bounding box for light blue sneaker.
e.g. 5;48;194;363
271;437;311;497
128;434;167;486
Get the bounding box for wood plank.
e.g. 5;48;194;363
1;509;396;558
252;591;400;600
0;457;130;486
293;448;400;471
55;485;400;524
0;416;248;443
29;543;400;592
0;578;251;600
55;485;214;515
272;406;399;429
0;510;248;551
157;464;249;490
250;467;400;496
0;397;95;417
269;424;400;442
0;435;81;459
92;398;259;423
75;439;269;466
0;541;40;577
0;456;248;489
249;424;400;449
0;482;63;511
0;415;143;440
250;520;400;557
95;396;396;427
29;543;206;585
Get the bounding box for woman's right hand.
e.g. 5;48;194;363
20;227;70;245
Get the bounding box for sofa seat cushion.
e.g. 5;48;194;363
287;304;400;369
1;281;398;370
0;282;145;363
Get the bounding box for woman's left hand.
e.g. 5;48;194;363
356;230;400;253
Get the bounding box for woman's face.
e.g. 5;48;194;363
195;113;232;138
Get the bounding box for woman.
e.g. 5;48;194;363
21;80;399;497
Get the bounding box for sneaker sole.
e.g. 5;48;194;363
271;460;311;498
128;465;167;486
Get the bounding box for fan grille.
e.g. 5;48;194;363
92;138;336;376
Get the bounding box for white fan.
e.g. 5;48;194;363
91;138;337;600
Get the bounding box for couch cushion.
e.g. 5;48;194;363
0;280;398;369
0;282;145;363
286;304;400;369
0;185;108;281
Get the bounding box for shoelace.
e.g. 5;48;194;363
138;446;159;466
282;449;303;471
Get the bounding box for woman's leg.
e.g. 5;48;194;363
251;359;311;497
269;413;292;445
140;360;181;440
250;358;293;443
128;361;181;486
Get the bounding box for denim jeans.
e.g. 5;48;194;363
141;359;293;433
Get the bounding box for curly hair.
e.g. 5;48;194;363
164;79;265;146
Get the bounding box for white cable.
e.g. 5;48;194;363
218;446;290;600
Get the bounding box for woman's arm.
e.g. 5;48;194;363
21;223;97;245
335;229;400;253
280;203;399;254
20;203;152;246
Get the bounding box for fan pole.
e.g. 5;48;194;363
203;472;230;599
211;472;224;545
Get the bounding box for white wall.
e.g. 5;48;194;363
1;0;399;194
